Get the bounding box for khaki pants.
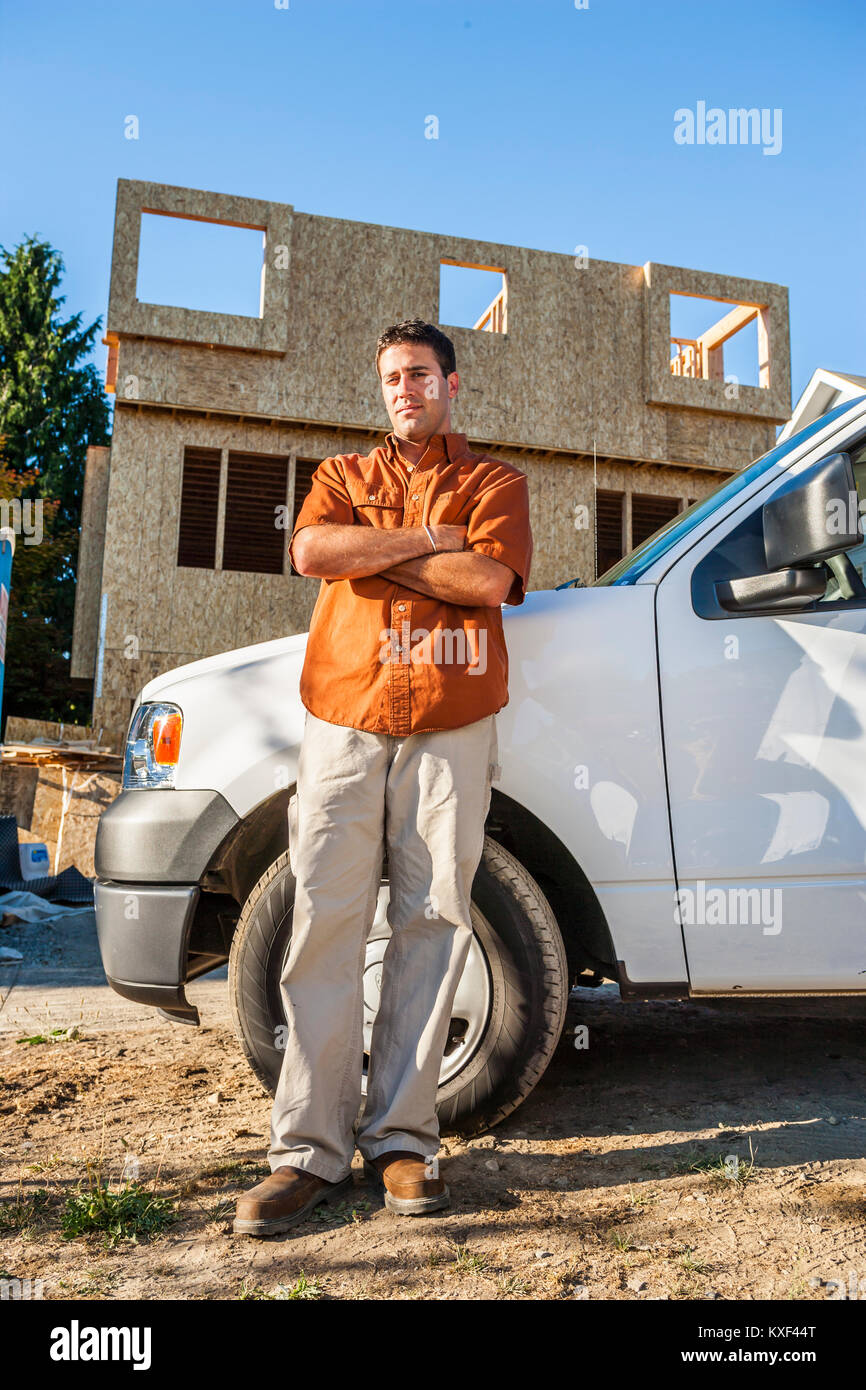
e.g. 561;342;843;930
268;709;499;1182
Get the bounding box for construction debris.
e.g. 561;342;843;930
0;890;94;925
2;716;122;770
0;741;122;772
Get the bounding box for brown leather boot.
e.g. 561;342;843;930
363;1150;450;1215
233;1166;353;1237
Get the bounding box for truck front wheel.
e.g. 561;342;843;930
227;835;569;1135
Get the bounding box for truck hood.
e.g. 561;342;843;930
140;633;311;811
140;631;310;704
140;587;593;712
137;585;658;825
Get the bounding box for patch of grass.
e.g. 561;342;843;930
547;1259;590;1299
691;1155;732;1177
452;1243;487;1274
628;1185;657;1208
23;1154;63;1176
239;1273;324;1301
611;1231;632;1252
497;1274;532;1296
675;1137;758;1187
208;1198;238;1225
0;1187;52;1233
15;1026;81;1046
679;1246;711;1274
61;1164;177;1250
673;1149;713;1174
57;1267;119;1299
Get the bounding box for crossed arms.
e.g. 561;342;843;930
291;523;516;608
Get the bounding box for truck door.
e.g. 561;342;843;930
656;431;866;991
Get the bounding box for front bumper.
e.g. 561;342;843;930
94;788;240;1024
95;881;201;1023
94;788;238;882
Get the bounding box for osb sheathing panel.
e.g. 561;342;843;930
666;411;775;469
70;445;110;680
644;261;790;424
107;181;789;471
94;698;137;756
114;332;770;479
0;764;121;877
0;764;39;830
29;768;122;878
4;717;99;744
519;454;721;591
107;180;291;354
585;262;649;463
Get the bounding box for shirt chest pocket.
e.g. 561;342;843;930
348;480;405;527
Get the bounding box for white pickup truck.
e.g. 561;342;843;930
95;395;866;1134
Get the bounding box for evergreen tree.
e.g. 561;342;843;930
0;234;111;726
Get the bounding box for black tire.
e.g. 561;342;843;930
227;834;569;1135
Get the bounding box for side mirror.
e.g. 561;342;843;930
763;451;861;568
715;451;862;614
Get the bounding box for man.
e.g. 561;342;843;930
233;318;533;1237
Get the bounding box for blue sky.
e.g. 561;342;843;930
1;0;863;424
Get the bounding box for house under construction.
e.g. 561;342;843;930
71;178;792;752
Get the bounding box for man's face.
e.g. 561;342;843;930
378;343;458;442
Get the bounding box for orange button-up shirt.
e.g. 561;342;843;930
289;431;533;736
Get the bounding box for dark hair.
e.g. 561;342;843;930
375;318;457;379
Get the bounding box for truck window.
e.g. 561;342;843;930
690;430;866;618
586;398;866;589
817;439;866;602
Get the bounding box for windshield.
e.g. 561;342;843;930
580;398;866;588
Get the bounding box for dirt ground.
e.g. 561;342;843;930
2;909;866;1302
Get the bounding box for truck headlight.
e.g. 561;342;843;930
123;702;183;789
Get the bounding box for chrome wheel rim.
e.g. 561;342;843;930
361;883;491;1089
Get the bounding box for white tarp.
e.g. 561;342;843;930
0;890;93;926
